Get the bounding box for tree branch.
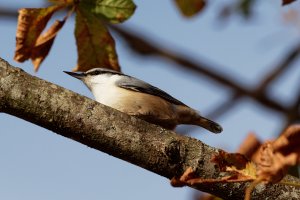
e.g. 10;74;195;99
257;43;300;92
1;58;300;199
0;7;17;18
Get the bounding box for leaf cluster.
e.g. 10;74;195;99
14;0;136;72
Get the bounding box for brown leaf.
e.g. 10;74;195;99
256;125;300;183
174;0;206;18
213;151;249;170
32;14;69;71
282;0;297;5
171;152;256;188
211;151;257;180
73;7;120;72
170;167;195;187
237;132;261;162
273;125;300;154
256;142;286;183
14;5;65;63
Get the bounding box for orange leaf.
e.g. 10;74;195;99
256;125;300;183
14;5;65;63
237;132;261;162
211;151;257;180
170;167;194;187
171;152;257;188
256;142;285;183
32;12;71;71
73;7;120;72
273;125;300;154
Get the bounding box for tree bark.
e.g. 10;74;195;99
0;57;299;199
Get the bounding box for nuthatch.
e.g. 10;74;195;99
64;68;222;133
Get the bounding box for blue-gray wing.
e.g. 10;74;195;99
116;76;186;106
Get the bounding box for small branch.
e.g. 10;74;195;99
206;93;242;120
0;7;17;18
293;79;300;120
0;6;291;115
257;43;300;91
111;25;288;114
283;78;300;129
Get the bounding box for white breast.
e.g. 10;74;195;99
87;74;177;119
89;75;123;107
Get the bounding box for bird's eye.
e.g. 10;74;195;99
88;70;101;76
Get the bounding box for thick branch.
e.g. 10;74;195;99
0;58;300;199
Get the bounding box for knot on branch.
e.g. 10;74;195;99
165;140;185;167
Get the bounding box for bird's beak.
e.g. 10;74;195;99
63;71;86;80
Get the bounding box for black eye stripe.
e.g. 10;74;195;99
85;69;124;76
89;71;101;75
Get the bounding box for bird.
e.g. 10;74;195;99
64;68;222;133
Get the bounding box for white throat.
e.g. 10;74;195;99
85;74;123;106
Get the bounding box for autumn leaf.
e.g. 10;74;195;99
32;13;70;71
256;125;300;183
79;0;136;23
73;7;119;72
174;0;206;17
211;151;257;180
174;127;300;200
72;0;136;71
14;5;65;64
14;0;135;71
237;132;261;162
282;0;297;5
273;125;300;155
171;151;256;188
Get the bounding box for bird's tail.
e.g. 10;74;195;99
195;116;223;134
176;105;223;133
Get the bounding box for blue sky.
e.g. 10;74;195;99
0;1;300;200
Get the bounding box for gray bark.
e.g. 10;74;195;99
0;57;299;199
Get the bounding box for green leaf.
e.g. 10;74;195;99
79;0;136;23
74;7;120;72
174;0;205;17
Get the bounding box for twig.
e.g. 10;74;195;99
111;25;288;113
257;44;300;91
206;93;242;119
0;6;291;114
